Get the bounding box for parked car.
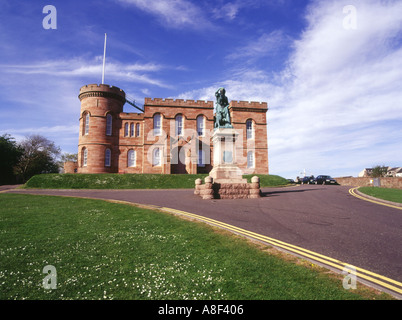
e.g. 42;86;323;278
315;175;337;185
302;176;315;184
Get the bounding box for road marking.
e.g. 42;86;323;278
349;187;402;211
158;206;402;297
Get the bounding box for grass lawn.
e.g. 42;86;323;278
23;173;290;189
0;193;392;300
359;187;402;204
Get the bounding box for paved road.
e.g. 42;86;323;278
5;185;402;288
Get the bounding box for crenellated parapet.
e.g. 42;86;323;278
144;97;213;109
78;84;126;103
229;100;268;112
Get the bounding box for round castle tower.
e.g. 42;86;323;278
77;84;126;173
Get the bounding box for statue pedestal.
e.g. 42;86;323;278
194;128;261;199
209;128;247;183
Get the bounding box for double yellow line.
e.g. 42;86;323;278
349;187;402;211
159;206;402;297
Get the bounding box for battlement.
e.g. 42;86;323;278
79;84;126;102
144;97;213;108
230;100;268;110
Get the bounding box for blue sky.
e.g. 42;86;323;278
1;0;401;179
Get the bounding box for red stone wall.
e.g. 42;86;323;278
76;85;269;175
335;177;402;189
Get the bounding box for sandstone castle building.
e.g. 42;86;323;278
67;84;269;175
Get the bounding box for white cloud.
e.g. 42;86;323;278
116;0;212;29
226;30;290;62
0;57;172;88
178;0;402;178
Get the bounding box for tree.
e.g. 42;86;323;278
371;165;388;178
0;134;23;185
60;152;78;163
14;134;61;182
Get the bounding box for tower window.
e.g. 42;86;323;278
82;148;88;167
106;114;113;136
124;123;129;137
105;148;111;167
84;113;89;135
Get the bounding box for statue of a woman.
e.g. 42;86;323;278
214;88;233;129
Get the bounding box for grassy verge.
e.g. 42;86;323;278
0;193;392;300
359;187;402;204
23;173;289;189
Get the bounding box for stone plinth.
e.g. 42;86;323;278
195;128;261;199
195;176;261;200
209;128;247;183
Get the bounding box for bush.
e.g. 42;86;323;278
24;173;289;189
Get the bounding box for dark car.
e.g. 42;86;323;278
302;176;315;184
315;175;337;185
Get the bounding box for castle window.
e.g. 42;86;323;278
84;113;89;135
105;148;111;167
136;123;140;137
197;115;205;136
128;149;136;167
198;149;205;167
124;123;129;137
82;148;88;167
106;114;113;136
247;151;255;168
246;120;254;140
130;123;134;137
153;114;161;136
175;115;183;136
153;148;161;166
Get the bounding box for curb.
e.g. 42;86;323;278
353;188;402;209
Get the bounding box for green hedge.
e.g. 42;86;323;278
24;173;289;189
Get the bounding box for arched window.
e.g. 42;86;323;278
82;148;88;167
84;112;89;135
197;115;205;136
128;149;136;167
247;151;254;168
198;149;205;167
153;148;161;166
130;123;134;137
106;114;113;136
105;148;111;167
246;120;253;140
124;123;129;137
175;115;183;136
136;123;140;137
153;114;161;136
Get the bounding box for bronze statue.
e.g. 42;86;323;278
214;87;233;129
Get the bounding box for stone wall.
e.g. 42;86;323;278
335;177;402;189
76;84;269;175
195;176;261;199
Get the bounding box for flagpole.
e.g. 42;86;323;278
102;33;107;84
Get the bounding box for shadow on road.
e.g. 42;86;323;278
261;187;321;198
